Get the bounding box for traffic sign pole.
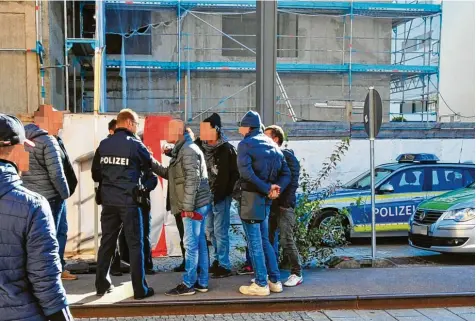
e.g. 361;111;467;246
369;87;377;261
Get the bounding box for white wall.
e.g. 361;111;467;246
60;114;475;257
439;0;475;121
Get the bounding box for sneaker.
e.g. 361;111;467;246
209;260;219;274
284;274;303;287
134;287;155;300
193;282;209;293
165;283;196;296
237;264;254;275
239;282;270;296
173;261;186;272
269;281;283;293
211;266;233;279
96;285;114;297
61;270;78;281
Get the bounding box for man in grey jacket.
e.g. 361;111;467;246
22;108;75;281
151;119;211;296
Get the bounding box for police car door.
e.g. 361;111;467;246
374;167;426;232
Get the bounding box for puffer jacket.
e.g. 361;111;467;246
275;149;300;208
22;124;70;201
0;161;68;321
151;132;210;214
237;126;291;197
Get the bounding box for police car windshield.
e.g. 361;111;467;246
343;168;394;190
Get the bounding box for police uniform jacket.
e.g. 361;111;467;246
151;132;210;214
91;128;152;207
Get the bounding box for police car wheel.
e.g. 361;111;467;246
311;210;350;241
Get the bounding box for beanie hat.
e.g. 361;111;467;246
240;110;262;128
203;113;222;130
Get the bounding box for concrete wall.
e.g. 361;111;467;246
0;1;39;115
102;10;392;122
44;1;66;111
439;0;475;121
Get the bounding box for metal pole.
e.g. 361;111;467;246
73;60;77;113
64;0;69;111
369;86;376;261
256;0;277;125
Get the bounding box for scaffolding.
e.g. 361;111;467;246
65;0;442;123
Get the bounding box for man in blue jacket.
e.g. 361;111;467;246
92;109;154;300
265;125;303;287
236;111;291;296
0;114;73;321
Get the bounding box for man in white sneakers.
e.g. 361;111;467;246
265;125;303;287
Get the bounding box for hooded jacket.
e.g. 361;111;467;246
22;124;70;201
237;111;291;198
0;161;68;321
151;132;210;214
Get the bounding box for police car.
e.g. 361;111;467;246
409;183;475;253
309;153;475;238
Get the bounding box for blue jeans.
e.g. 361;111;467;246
206;196;232;270
183;205;210;288
241;205;280;287
48;196;67;270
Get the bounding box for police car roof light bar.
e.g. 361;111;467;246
396;153;440;163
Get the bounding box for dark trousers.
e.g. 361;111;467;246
95;205;148;297
174;213;186;260
112;207;153;271
269;204;302;276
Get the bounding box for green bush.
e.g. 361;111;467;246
293;138;351;267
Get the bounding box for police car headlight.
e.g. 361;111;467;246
443;208;475;222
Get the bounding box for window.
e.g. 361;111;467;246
105;10;151;55
432;168;475;191
343;168;394;190
384;168;425;193
221;13;298;58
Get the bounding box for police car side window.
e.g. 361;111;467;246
432;168;474;191
385;169;424;193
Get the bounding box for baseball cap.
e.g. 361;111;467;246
0;114;35;148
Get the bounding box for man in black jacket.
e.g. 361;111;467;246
195;113;239;278
264;125;303;287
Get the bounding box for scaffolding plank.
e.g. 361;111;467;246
105;59;439;75
104;0;441;17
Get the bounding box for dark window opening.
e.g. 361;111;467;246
105;10;152;55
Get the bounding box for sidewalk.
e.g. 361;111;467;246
76;307;475;321
65;265;474;312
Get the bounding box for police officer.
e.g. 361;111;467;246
92;109;154;300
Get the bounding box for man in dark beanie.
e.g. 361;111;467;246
195;113;239;278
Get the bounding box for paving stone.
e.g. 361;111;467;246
386;309;424;318
354;310;396;321
305;311;331;321
459;314;476;321
395;317;430;321
447;307;476;316
417;308;465;321
323;310;361;318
